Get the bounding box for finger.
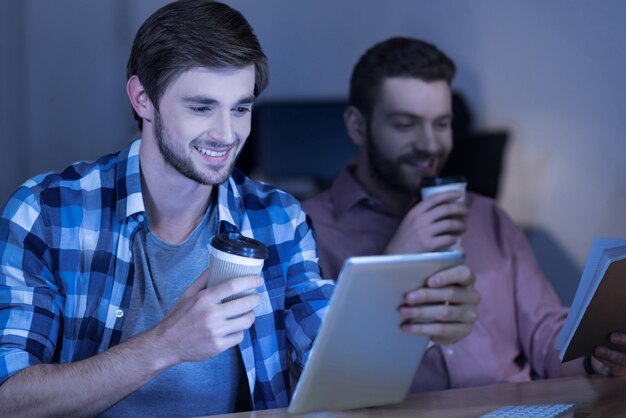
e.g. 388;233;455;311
414;203;468;230
594;346;626;369
425;264;474;289
225;293;263;318
207;275;264;303
591;355;626;377
399;303;478;324
418;190;465;211
217;310;258;335
401;321;472;343
405;283;479;306
609;332;626;346
216;293;263;320
417;218;466;243
427;202;469;224
199;305;258;344
180;269;210;300
405;287;454;305
429;218;466;236
213;331;246;353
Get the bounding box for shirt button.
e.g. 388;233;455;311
446;347;454;356
137;214;145;223
115;309;124;318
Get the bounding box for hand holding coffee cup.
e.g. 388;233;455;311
207;231;268;302
420;176;467;251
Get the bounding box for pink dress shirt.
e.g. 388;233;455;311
303;166;569;391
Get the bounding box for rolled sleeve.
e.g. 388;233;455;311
0;187;62;384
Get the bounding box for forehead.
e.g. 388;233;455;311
163;65;256;99
374;77;452;118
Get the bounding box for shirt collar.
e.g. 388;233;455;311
215;169;245;232
115;138;145;223
329;165;477;221
328;165;380;220
114;138;244;232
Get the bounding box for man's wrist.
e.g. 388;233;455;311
123;329;178;375
583;354;597;375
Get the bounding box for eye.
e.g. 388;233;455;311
435;120;451;131
392;122;415;131
233;106;252;117
389;116;417;131
190;105;211;113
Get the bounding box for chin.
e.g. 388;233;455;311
403;177;423;193
205;166;234;185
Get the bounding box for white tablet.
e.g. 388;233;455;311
288;251;464;414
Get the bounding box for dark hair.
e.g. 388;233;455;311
127;0;269;129
348;37;456;120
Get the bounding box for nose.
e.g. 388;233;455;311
210;109;235;143
420;125;440;154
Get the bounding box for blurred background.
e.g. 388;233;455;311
2;0;626;305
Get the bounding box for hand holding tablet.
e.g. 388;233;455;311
288;251;465;414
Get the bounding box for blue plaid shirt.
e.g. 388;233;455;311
0;139;334;410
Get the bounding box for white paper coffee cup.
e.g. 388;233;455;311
420;176;467;203
207;232;268;302
420;176;467;251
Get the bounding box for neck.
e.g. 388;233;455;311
139;139;214;244
353;158;415;217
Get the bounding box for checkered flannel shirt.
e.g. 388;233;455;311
0;139;333;410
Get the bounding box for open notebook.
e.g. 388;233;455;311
557;237;626;362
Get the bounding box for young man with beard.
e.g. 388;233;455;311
0;4;479;416
303;37;626;391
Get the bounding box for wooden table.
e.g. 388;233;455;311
209;375;626;417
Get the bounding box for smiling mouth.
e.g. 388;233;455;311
406;157;438;175
194;145;228;158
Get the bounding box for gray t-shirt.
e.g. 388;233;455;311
101;203;246;417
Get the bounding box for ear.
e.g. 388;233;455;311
126;75;154;123
344;106;367;147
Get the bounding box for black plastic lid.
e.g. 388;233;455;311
210;231;268;259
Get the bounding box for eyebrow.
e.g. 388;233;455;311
387;111;421;120
181;95;256;106
386;111;452;120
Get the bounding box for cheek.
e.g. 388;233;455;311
166;125;193;143
370;124;399;149
174;117;208;142
158;108;194;139
375;129;414;158
234;117;252;141
438;132;453;154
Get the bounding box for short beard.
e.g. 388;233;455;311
366;130;417;194
154;110;235;186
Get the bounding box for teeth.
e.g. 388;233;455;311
418;158;436;168
195;146;227;157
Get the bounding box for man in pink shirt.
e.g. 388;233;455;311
303;37;626;391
